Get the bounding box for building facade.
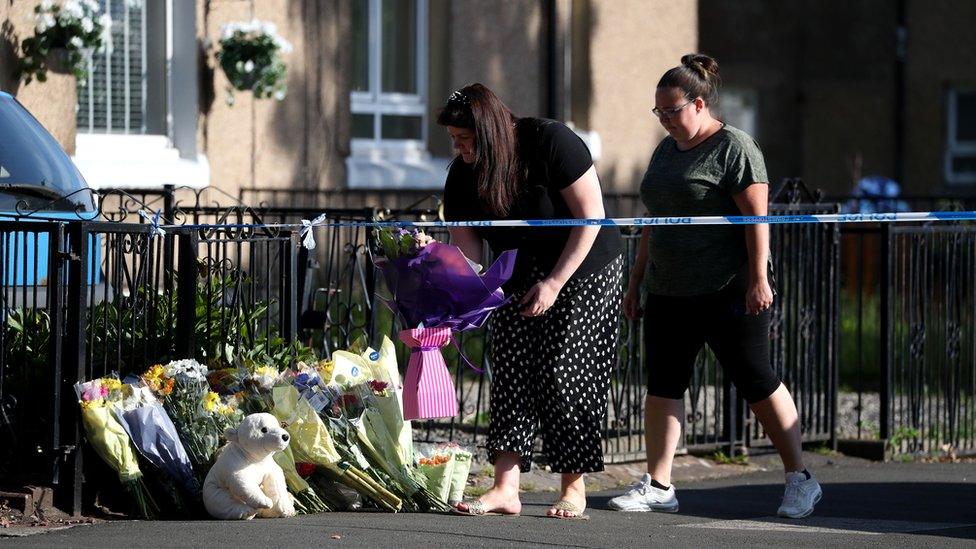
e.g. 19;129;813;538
1;0;696;208
701;0;976;197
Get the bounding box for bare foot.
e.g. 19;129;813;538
455;485;521;515
548;482;586;518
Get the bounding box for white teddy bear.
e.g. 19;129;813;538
203;412;297;520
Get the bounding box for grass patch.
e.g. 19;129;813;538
711;450;750;466
464;486;489;498
811;443;838;457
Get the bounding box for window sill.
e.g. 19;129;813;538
346;146;449;189
72;134;210;190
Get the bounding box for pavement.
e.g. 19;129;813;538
2;452;975;548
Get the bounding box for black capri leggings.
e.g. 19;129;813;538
643;283;780;404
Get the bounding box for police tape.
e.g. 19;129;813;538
283;210;976;249
298;210;976;229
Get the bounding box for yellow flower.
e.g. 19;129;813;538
316;359;334;385
80;398;105;409
215;403;235;416
203;391;220;412
143;365;166;386
102;378;122;392
254;365;277;377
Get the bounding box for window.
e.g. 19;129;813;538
76;0;151;134
946;88;976;185
72;0;207;189
719;88;759;140
350;0;428;152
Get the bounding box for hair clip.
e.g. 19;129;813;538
448;90;470;106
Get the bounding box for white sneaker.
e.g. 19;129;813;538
777;471;822;518
607;473;679;513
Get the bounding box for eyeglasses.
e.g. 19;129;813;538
652;98;695;119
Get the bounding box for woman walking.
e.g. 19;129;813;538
608;54;822;519
440;83;623;520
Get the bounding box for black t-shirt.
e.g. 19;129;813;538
443;118;623;289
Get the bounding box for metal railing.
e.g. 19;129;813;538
18;179;976;513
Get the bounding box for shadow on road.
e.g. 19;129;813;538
585;481;976;540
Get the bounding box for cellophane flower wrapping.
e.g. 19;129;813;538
75;377;157;518
375;237;516;421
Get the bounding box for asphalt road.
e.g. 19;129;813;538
3;459;974;548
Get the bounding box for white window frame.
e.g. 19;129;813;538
350;0;429;158
946;88;976;185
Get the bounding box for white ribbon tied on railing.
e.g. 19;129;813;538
138;209;166;238
300;213;329;250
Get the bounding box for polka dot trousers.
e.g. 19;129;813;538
487;254;623;474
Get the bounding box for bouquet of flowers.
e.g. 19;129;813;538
445;444;473;506
74;376;157;519
352;338;449;511
112;383;199;498
416;447;456;504
416;443;474;506
271;384;402;512
373;227;516;420
144;360;223;476
272;444;329;514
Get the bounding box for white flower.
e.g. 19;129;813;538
69;36;84;49
83;0;101;12
243;59;254;73
62;1;85;19
118;385;157;411
81;16;94;33
220;23;240;41
164;359;208;381
40;0;54;11
274;89;286;101
36;12;56;33
260;21;277;36
98;13;112;29
274;35;293;54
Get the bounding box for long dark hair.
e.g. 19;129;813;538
436;83;520;217
658;53;721;107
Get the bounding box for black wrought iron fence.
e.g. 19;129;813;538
20;180;976;514
0;221;67;486
883;224;976;455
839;196;976;458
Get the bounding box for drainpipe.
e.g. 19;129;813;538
545;0;559;119
894;0;907;185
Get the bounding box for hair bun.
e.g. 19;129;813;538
680;53;720;80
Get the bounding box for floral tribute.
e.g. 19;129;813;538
373;227;516;420
74;336;475;518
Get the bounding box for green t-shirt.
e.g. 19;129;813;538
639;125;769;297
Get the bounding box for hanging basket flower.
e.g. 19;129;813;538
216;19;293;106
18;0;112;85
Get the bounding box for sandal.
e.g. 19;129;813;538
547;499;590;520
451;499;520;517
